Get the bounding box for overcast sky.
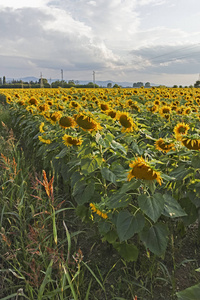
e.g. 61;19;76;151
1;0;200;86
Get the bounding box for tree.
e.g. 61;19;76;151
3;76;6;84
113;84;120;88
0;78;2;85
194;80;200;88
145;82;151;87
133;82;143;88
107;82;112;88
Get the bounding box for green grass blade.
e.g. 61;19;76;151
82;261;105;291
38;259;53;300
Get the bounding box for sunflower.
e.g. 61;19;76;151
99;102;110;111
38;135;51;144
17;100;25;106
147;105;158;113
183;107;191;115
106;110;117;119
159;106;171;119
38;104;49;112
29;97;38;106
39;122;45;133
59;116;75;128
90;203;108;219
174;122;190;140
62;134;82;147
127;157;162;185
181;135;200;150
155;138;175;153
69;101;81;110
118;112;137;132
50;111;62;123
74;113;102;131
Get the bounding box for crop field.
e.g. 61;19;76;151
1;86;200;299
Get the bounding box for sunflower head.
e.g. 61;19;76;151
38;104;49;112
99;102;110;111
159;106;171;119
59;116;75;128
155;138;175;153
62;134;82;147
74;113;102;131
174;122;190;140
29;97;38;106
181;135;200;150
106;110;117;119
69;101;81;110
50;111;62;123
118;112;137;132
127;157;162;185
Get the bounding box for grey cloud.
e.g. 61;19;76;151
130;44;200;74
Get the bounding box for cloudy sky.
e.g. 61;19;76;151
0;0;200;86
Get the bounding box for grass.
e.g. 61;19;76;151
0;101;200;299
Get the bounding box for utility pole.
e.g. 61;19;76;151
61;69;63;87
93;71;95;88
40;72;44;88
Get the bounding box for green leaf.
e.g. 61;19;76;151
140;223;168;256
188;191;200;208
111;140;127;155
102;230;118;243
73;182;95;205
138;193;165;223
169;164;193;180
106;193;131;209
113;243;139;262
38;260;54;300
98;220;111;234
119;180;141;194
162;194;187;218
191;154;200;169
111;164;128;182
181;197;198;226
101;168;116;184
177;283;200;300
81;157;99;175
55;148;68;159
116;210;145;241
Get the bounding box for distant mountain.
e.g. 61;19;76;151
6;77;159;87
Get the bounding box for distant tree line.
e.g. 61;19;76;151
0;77;102;89
133;82;151;88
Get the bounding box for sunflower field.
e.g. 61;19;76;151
1;86;200;298
2;86;200;261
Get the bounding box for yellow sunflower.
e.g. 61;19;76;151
62;134;82;147
99;102;110;111
127;157;162;185
38;104;49;112
106;110;117;119
118;112;137;132
69;101;81;110
90;203;108;219
38;135;51;144
59;116;75;128
181;136;200;150
155;138;175;153
74;113;102;131
174;122;190;140
29;97;38;106
159;106;171;119
50;111;62;123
